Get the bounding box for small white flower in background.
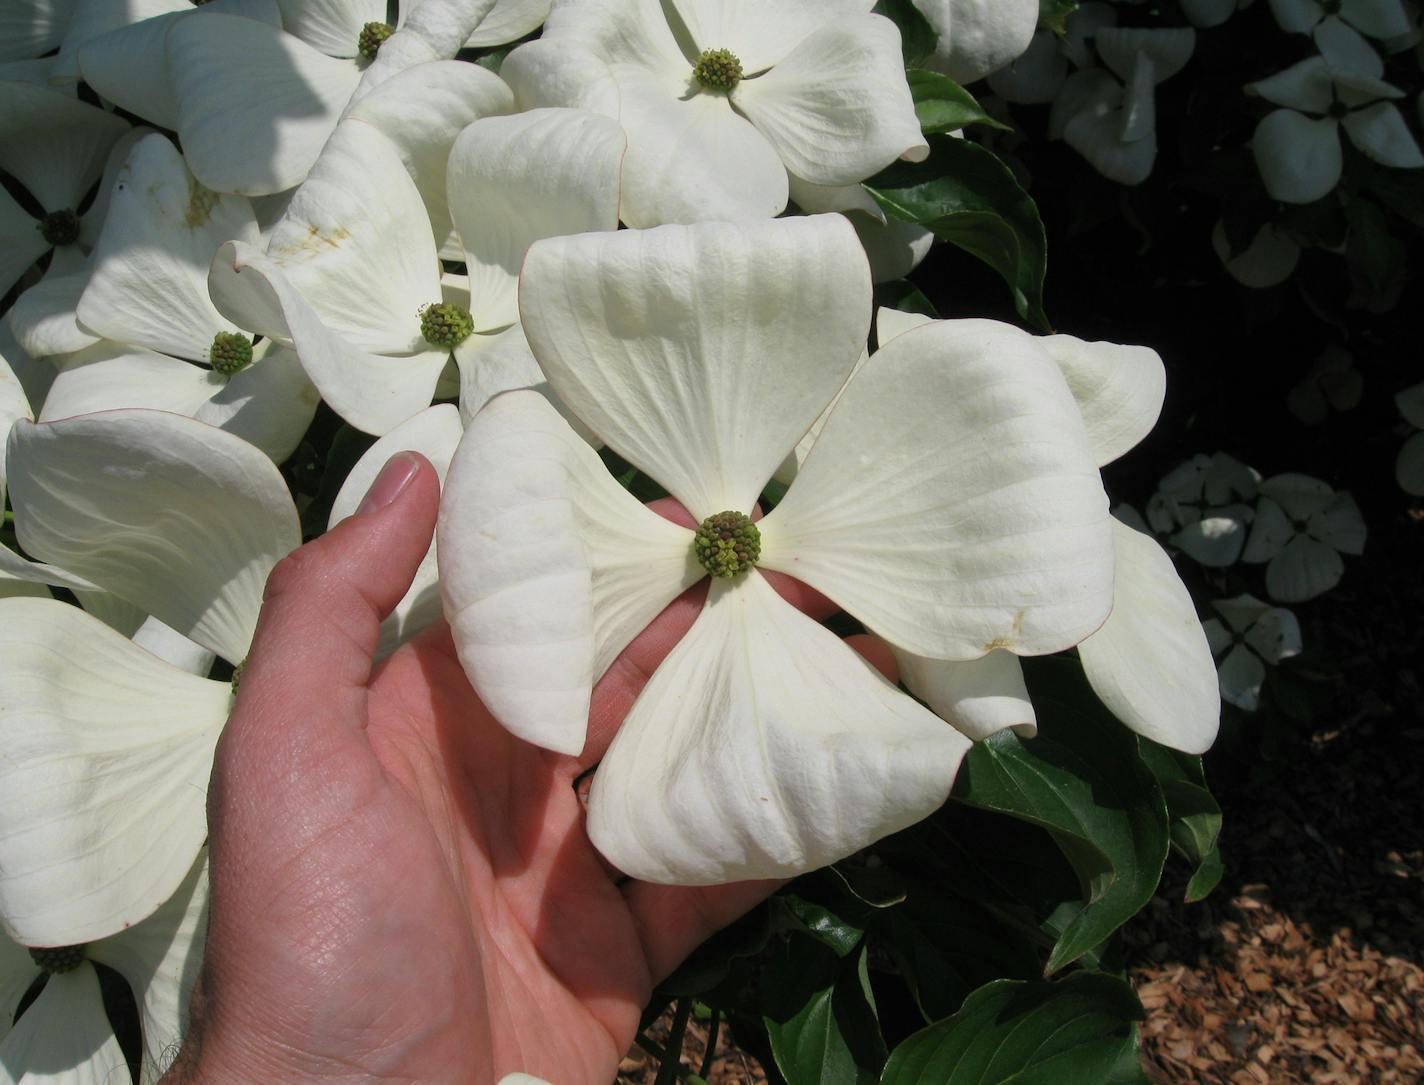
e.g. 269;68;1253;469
1247;57;1424;205
0;80;129;297
1181;0;1255;29
439;215;1119;884
1202;594;1303;710
1211;220;1302;288
0;409;300;946
910;0;1040;84
503;0;928;226
1242;472;1367;601
1148;452;1261;567
0;855;207;1085
210;106;622;436
0;0;77;62
1266;0;1411;76
1048;27;1196;185
1393;381;1424;495
1286;345;1363;424
987;1;1117;104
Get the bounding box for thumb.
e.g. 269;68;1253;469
222;451;440;765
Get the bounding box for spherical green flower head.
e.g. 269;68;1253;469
358;21;394;59
230;659;246;695
693;48;743;92
420;302;474;350
38;209;80;247
209;332;253;377
30;944;87;974
694;510;761;578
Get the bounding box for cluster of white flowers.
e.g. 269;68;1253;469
0;0;1223;1079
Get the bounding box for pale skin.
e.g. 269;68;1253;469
162;451;897;1085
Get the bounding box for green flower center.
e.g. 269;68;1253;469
230;659;246;695
358;21;394;59
419;302;474;350
694;510;761;578
29;944;87;974
38;209;81;247
693;48;743;92
209;331;253;377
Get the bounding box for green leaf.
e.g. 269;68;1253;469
1039;0;1080;36
952;659;1170;973
782;894;867;958
872;0;938;66
1345;198;1406;312
1136;740;1223;903
907;70;1009;134
1186;845;1225;904
863;136;1050;330
763;941;887;1085
880;973;1145;1085
872;279;938;319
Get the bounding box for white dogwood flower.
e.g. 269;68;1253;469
1242;472;1366;601
1201;594;1303;711
911;0;1039;84
438;215;1117;884
503;0;927;226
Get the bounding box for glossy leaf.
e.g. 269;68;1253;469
763;941;887;1085
1136;739;1224;903
863;136;1049;330
1040;0;1081;35
907;70;1009;134
952;659;1170;973
880;972;1145;1085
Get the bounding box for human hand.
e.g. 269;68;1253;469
163;451;898;1085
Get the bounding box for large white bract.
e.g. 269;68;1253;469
438;214;1121;885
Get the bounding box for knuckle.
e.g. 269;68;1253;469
262;543;327;603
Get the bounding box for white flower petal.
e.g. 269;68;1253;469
347;59;516;261
330;405;464;656
6;269;100;359
74;12;186;129
194;343;320;463
0;936;35;1043
0;965;128;1085
76;135;257;362
498;39;621;115
0;81;129;213
1094;27;1196;84
0;0;78;61
1268;0;1324;32
131;617;217;677
89;855;208;1085
1396;381;1424;428
1341;101;1424;167
275;0;384;56
465;0;552;46
259;120;442;355
0;599;226;945
1211;220;1301;288
733;17;928;187
1242;496;1293;563
521;215;871;520
1266;535;1344;601
0;187;51;299
875;305;933;346
848;210;935;284
1181;0;1243;28
449;108;624;335
168;13;361;195
1397;430;1424;495
540;0;687;70
1246;56;1335;113
1252;109;1342;204
1211;593;1273;633
587;571;969;884
985;30;1067;104
617;68;789;226
1171;504;1252;566
210;240;449;437
7;410;300;662
1201;616;1232;657
39;342;218;422
438;391;700;755
1259;471;1335;520
786;173;885;220
1218;643;1265;711
914;0;1040;84
891;646;1036;742
1063;78;1159;185
760;319;1113;659
1244;606;1302;663
1038;333;1165;467
669;0;875;73
1308;491;1366;554
1079;519;1219;754
1340;0;1412;38
1314;16;1385;75
454;322;597;448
